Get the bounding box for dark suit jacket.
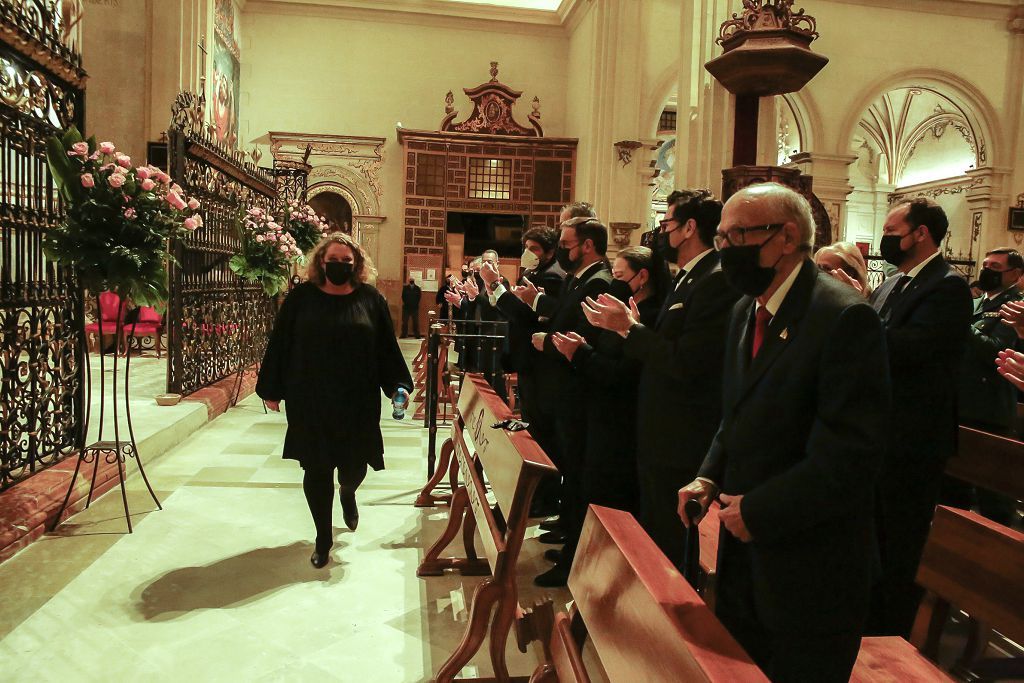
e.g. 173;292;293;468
868;255;973;470
571;296;661;505
698;259;891;634
497;260;613;419
957;286;1022;433
504;259;565;373
623;251;741;477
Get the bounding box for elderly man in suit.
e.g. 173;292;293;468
679;183;890;682
582;189;741;569
865;198;973;636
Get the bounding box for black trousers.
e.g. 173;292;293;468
869;457;943;637
638;462;692;570
553;413;587;563
302;459;368;550
401;307;420;337
716;535;862;683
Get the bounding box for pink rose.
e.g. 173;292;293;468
140;179;155;191
69;141;88;157
99;142;115;155
194;214;204;227
166;191;186;210
116;153;131;168
279;244;288;252
80;173;94;188
124;207;136;219
113;165;128;175
188;198;200;210
183;217;199;231
171;183;183;194
135;167;150;180
255;234;265;242
108;174;125;188
155;172;170;184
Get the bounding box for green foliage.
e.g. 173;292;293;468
228;208;301;297
43;127;202;306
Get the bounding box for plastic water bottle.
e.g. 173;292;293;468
392;388;409;420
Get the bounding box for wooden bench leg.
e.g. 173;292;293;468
417;486;489;577
487;581;519;683
434;578;503;683
415;438;455;507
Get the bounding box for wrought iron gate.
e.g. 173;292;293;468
165;92;278;396
0;1;87;491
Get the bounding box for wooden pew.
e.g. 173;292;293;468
418;373;559;683
947;425;1024;501
415;381;461;508
529;505;767;683
852;505;1024;682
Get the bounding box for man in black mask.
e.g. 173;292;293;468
401;277;422;338
486;212;613;587
678;182;890;682
582;189;740;569
865;197;972;637
951;247;1023;524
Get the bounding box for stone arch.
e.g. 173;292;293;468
837;69;1003;168
306;164;381;217
643;62;682;138
781;90;822;155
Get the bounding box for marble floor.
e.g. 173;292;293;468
0;341;577;682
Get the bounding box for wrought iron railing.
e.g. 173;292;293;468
165;91;278;396
0;0;86;490
865;254;977;292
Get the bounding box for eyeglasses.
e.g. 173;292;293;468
713;223;784;250
659;218;679;233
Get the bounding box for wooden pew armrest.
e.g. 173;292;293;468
851;637;954;683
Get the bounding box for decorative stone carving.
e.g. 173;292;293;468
439;62;543;137
614;140;643;167
610;222;641;248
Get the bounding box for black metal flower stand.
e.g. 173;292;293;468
51;293;162;533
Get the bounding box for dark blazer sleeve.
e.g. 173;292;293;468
496;289;541;329
623;274;738;389
965;308;1018;367
541;275;611;359
886;276;973;369
535;292;560;319
374;291;413;397
740;303;891;543
256;288;301;402
572;337;637;389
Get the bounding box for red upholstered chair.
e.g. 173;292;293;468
84;291;125;352
121;305;164;357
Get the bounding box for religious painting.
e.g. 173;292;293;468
212;31;239;149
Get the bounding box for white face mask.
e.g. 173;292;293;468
521;250;540;270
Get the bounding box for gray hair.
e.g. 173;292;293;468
730;182;815;250
470;257;483;268
481;249;498;262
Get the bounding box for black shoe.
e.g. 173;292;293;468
544;548;562;563
340;488;359;531
539;518;562;532
310;548;330;568
529;499;559;518
537;530;566;545
533;562;570;588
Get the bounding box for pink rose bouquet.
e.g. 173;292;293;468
229;206;303;296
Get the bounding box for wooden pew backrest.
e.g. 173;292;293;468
911;505;1024;652
949;426;1024;501
570;505;768;683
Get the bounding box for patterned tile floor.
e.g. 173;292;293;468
0;340;578;682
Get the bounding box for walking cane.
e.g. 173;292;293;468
682;498;703;589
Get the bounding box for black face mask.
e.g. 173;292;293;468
978;267;1005;293
720;229;783;297
880;233;910;267
325;261;354;286
608;273;640;302
556;245;581;272
656;231;681;263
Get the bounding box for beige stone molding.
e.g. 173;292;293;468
609;222;641;248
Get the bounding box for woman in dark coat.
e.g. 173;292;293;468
256;232;412;568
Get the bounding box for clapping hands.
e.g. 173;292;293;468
1000;300;1024;339
511;278;540;306
551;331;585;361
581;293;640;336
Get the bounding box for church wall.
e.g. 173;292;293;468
239;6;570;285
82;0;151;163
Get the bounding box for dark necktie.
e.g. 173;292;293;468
656;269;687;325
751;306;773;359
880;275;910;322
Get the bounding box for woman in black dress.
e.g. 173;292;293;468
256;233;412;568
